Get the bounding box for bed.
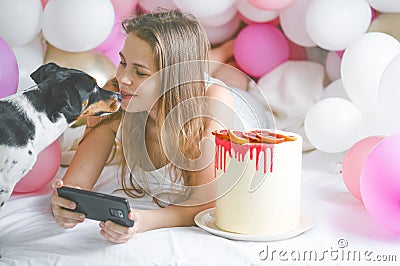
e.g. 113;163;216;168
0;150;398;266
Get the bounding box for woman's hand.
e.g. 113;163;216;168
99;209;140;244
50;179;86;228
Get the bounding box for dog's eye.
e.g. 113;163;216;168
82;99;88;108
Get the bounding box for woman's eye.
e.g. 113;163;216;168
135;70;147;77
119;61;127;67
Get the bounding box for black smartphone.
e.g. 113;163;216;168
57;186;134;227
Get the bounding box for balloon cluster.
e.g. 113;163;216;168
0;0;122;194
0;0;400;231
342;135;400;234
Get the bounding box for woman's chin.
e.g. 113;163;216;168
122;102;144;113
121;99;133;111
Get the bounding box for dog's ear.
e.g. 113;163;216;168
30;62;61;84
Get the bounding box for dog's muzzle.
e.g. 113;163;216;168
115;93;122;103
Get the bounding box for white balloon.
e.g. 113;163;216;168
204;15;241;45
236;0;279;23
379;52;400;135
0;0;42;47
280;0;316;47
305;0;371;51
199;3;237;27
173;0;236;19
12;37;45;92
325;51;341;82
321;79;349;100
341;32;400;111
367;0;400;13
359;109;390;137
42;0;114;52
304;97;363;153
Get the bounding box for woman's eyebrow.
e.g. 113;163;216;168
119;52;151;70
133;63;151;70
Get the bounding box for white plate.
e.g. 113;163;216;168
194;207;314;242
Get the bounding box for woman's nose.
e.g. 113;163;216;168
117;69;133;85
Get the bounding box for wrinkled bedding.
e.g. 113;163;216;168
0;150;398;266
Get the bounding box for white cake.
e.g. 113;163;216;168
213;129;302;235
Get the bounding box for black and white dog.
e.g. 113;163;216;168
0;62;121;207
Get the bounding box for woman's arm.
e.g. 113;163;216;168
99;84;234;243
61;116;120;189
51;116;120;228
208;39;249;91
61;77;121;189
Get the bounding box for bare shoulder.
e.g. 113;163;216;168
205;83;234;113
204;83;234;133
206;83;233;104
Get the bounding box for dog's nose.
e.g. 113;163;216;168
115;93;122;103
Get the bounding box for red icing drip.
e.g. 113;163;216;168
215;137;231;177
213;129;295;175
215;138;275;174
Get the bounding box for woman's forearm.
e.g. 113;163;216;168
62;121;119;190
136;202;215;232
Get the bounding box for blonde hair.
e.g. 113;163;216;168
118;9;211;206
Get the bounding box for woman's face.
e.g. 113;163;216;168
116;33;160;115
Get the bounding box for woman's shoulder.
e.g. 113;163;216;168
204;83;234;130
206;82;233;104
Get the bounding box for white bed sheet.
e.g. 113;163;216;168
0;150;399;266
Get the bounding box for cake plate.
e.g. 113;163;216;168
194;207;314;242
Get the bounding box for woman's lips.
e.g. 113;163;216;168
120;90;136;100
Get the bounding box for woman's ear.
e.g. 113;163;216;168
30;62;61;84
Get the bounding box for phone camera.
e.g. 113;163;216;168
110;208;124;219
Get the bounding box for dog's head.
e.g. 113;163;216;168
29;62;122;124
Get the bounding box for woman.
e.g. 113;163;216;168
51;10;234;243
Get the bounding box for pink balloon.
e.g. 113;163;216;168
342;136;386;201
360;134;400;233
14;140;61;193
41;0;48;9
336;50;345;59
101;39;125;67
234;23;289;78
247;0;294;10
95;11;121;53
371;6;377;21
0;36;19;98
95;10;126;67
